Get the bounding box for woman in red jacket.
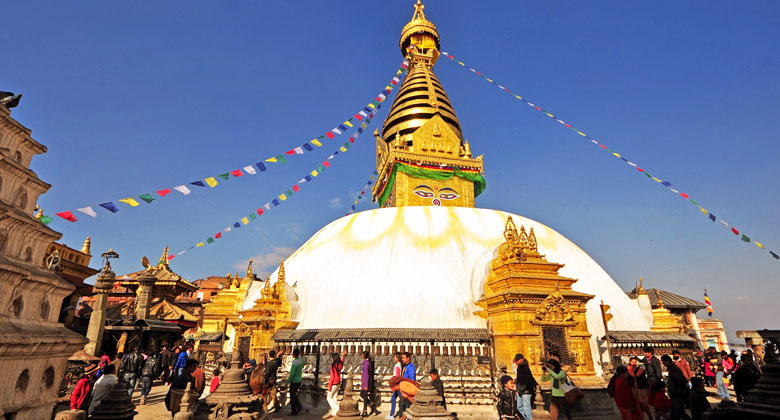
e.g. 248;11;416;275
610;366;642;420
70;364;98;411
325;350;347;419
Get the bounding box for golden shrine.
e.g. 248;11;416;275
476;216;597;378
199;259;256;352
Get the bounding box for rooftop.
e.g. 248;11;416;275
627;287;706;310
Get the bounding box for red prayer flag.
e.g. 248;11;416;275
292;185;300;192
599;145;607;149
231;169;243;177
56;211;77;222
731;227;739;235
167;254;175;260
215;232;222;239
680;193;689;199
354;114;363;121
285;150;295;155
256;208;264;216
157;188;172;197
325;132;335;139
349;137;355;143
564;123;571;128
637;167;644;172
322;161;331;168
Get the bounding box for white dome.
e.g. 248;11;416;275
243;207;650;369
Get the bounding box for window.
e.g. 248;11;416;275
196;292;204;301
40;300;50;320
15;369;29;392
11;296;22;317
24;247;32;262
42;367;55;389
16;189;27;209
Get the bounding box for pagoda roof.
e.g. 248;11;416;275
605;330;696;343
627;287;706;311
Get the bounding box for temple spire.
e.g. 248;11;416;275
246;258;253;278
157;246;169;266
81;236;91;255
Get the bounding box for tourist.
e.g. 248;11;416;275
121;347;143;398
249;360;265;395
389;376;419;420
721;350;734;384
159;345;171;380
660;354;691;420
244;359;257;380
386;352;403;419
174;345;189;377
703;348;716;387
89;364;118;417
287;348;305;416
166;358;197;416
429;368;446;411
110;352;123;377
139;349;158;405
497;375;519;420
98;351;111;375
210;367;222;393
672;350;693;384
732;353;761;402
402;352;416;380
264;348;286;412
649;381;672;420
190;359;206;413
540;359;571;420
627;356;653;420
711;350;729;400
361;351;380;417
642;346;663;388
688;377;711;420
608;366;639;420
70;364;97;411
325;350;347;419
513;353;537;420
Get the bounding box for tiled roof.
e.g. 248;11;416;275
627;288;706;310
606;330;696;343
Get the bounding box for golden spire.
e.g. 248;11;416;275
657;294;666;308
638;277;647;295
245;258;253;278
278;260;286;284
261;276;273;299
157;246;169;266
81;236;92;255
528;228;538;253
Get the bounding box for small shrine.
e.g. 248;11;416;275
207;351;262;419
232;261;299;360
199;259;256;353
475;216;596;378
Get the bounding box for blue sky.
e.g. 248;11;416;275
4;1;778;342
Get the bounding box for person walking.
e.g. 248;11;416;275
174;345;189;377
513;354;537;420
264;348;286;412
402;352;416;380
540;359;571;420
159;346;171;381
721;350;734;386
389;376;419;420
386;352;403;419
661;355;692;420
711;350;730;400
287;348;305;416
609;366;640;420
672;350;693;383
627;356;654;420
121;347;143;398
689;377;711;420
361;351;379;417
325;350;347;419
70;364;97;411
732;353;761;402
649;382;672;420
497;375;519;420
139;349;158;405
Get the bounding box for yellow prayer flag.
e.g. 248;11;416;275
339;146;347;152
344;121;353;127
577;131;586;136
700;207;708;214
651;177;662;183
119;198;140;207
486;78;493;82
515;95;523;100
205;177;218;187
265;157;278;163
360;123;367;129
279;194;287;201
241;217;250;225
368;103;375;109
458;61;465;65
755;242;764;249
311;139;322;147
613;153;622;158
546;113;555;118
196;242;204;247
310;170;318;177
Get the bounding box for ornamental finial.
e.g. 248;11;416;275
246;258;253;278
413;0;425;21
278;260;286;283
81;236;92;255
638;277;647;295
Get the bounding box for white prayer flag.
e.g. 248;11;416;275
77;207;97;218
174;185;191;195
294;147;304;155
243;165;257;175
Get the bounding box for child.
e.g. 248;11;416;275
649;381;672;420
497;375;518;420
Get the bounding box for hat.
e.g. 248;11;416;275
84;364;99;375
514;353;524;361
500;375;513;387
389;376;402;387
249;359;257;366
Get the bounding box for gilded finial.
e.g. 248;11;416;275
34;206;43;219
261;276;273;299
81;236;92;254
278;260;286;283
413;0;426;21
157;246;169;266
528;228;538;253
657;294;665;308
638;277;646;295
463;140;472;158
246;258;253;278
503;216;518;240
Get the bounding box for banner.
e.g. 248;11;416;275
345;171;378;216
46;61;409;224
441;51;777;262
704;290;714;317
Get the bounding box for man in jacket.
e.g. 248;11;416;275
672;350;693;382
497;375;519;420
361;351;379;417
174;345;189;377
120;347;143;397
401;352;416;381
264;348;285;412
513;354;537;420
139;350;158;405
643;346;663;388
733;354;761;402
159;346;171;380
286;348;304;416
662;355;692;420
89;364;118;417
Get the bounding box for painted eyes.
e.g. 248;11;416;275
414;190;435;198
439;193;458;200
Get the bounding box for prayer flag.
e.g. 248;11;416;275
704;291;713;317
311;139;322;147
215;232;222;239
720;220;729;227
311;170;318;177
205;177;218;187
158;188;172;197
234;222;241;228
100;202;119;213
680;193;689;199
358;110;368;118
294;146;304;154
249;213;256;221
241;217;250;225
292;185;300;192
741;234;751;242
264;203;270;210
354;113;363;121
266;157;277;163
197;242;204;247
57;211;78;222
168;254;175;260
39;215;53;225
348;137;355;143
754;241;763;248
119;198;140;207
272;199;280;206
325;132;335;139
225;227;231;232
286;189;294;197
332;128;343;135
191;181;206;187
243;165;257;175
276;155;288;163
256;162;267;172
339;146;347;152
279;193;287;201
77;207;97;218
231;169;243;177
138;194;155;204
174;185;191;195
338;124;348;131
323;161;331;168
285;150;295;155
257;208;264;216
700;208;708;215
305;175;312;182
207;237;215;244
731;227;739;235
303;143;313;152
771;251;779;259
317;165;325;172
218;173;230;180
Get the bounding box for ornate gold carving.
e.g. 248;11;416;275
496;216;527;263
235;322;252;337
535;290;574;323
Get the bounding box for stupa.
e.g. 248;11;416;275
236;1;649;411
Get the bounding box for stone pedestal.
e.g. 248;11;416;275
54;410;86;420
405;377;454;420
135;273;155;320
333;377;361;420
84;270;114;356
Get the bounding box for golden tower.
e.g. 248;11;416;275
372;0;485;208
199;260;255;352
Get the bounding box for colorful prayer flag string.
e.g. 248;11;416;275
48;61;408;224
440;51;778;262
345;170;378;216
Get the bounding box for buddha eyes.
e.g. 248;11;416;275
439;193;458;200
414;190;435;198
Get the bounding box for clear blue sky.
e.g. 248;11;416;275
5;1;778;342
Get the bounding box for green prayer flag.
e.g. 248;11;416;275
40;215;53;225
138;194;155;204
742;234;751;242
286;189;294;197
249;213;257;221
343;142;351;149
645;172;653;178
218;173;230;180
207;237;215;244
276;155;288;163
317;165;325;172
690;200;699;205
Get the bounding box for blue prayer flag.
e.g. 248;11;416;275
303;143;313;151
191;181;206;187
233;222;241;228
100;202;119;213
256;162;267;172
272;199;280;206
